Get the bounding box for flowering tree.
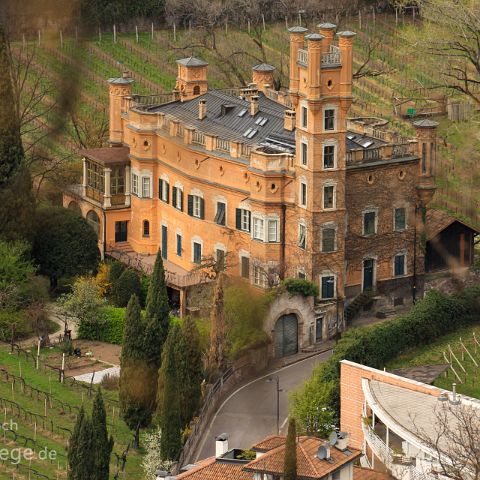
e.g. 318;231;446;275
141;428;175;480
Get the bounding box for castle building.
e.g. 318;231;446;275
64;24;439;357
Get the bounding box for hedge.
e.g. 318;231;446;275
292;285;480;421
78;306;126;345
282;278;319;297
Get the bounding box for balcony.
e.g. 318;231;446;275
362;422;437;480
321;45;341;66
297;49;308;66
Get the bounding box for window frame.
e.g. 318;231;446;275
131;173;139;196
301;140;308;167
252;216;265;241
299;180;307;207
321;226;336;253
176;233;182;257
394;253;407;277
324;107;336;131
298;222;307;250
301;104;308;129
394;207;406;232
214;201;227;226
240;255;250;279
267;218;279;243
159;178;169;203
363;210;377;236
192;241;202;264
142;220;150;238
323;184;336;210
323;143;336;169
141;176;151;198
320;274;336;300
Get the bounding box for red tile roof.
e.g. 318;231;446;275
251;435;286;452
353;466;394;480
176;457;251;480
244;437;361;479
81;146;130;165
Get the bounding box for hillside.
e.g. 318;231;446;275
15;12;479;228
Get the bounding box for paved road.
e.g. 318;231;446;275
196;350;332;460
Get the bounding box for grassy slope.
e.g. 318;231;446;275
387;323;480;399
0;345;144;480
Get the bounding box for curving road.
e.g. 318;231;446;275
196;350;332;460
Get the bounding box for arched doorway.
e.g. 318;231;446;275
86;210;100;238
68;201;82;214
274;314;298;358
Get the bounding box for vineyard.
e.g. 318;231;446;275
14;13;479;227
0;345;143;480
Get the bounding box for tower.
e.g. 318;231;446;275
288;25;356;305
108;72;134;145
252;63;276;92
175;57;208;101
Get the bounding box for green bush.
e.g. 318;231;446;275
102;306;126;344
113;269;141;307
108;261;125;286
291;285;480;425
282;278;319;297
224;283;271;359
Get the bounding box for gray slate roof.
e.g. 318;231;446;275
252;63;276;72
108;77;134;85
150;90;295;148
317;22;337;29
176;57;208;67
288;26;308;33
413;119;439;128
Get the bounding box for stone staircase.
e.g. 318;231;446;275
345;290;375;324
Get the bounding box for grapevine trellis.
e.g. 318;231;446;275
442;332;480;386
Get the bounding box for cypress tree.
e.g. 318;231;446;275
68;406;85;478
120;294;153;448
144;249;170;367
159;323;183;461
179;316;204;426
70;415;95;480
141;249;170;427
284;418;297;480
91;390;114;480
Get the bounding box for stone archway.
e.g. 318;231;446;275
68;201;82;214
86;210;100;238
274;313;298;358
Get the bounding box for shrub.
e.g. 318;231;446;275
282;278;319;297
101;306;126;344
95;263;111;297
100;372;119;391
113;269;141;307
291;285;480;425
224;282;271;359
108;261;125;287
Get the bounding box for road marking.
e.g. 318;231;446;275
194;350;331;461
280;416;289;433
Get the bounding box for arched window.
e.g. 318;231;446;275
193;85;200;95
68;201;81;215
143;220;150;237
86;210;100;238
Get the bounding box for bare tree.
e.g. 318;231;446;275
353;35;396;80
413;0;480;106
414;402;480;480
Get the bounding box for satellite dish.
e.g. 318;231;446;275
329;431;338;446
317;445;328;460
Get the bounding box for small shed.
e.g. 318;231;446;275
425;209;478;272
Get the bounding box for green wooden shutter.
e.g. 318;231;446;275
158;179;163;199
200;198;205;219
236;209;242;230
172;186;177;208
187;195;193;216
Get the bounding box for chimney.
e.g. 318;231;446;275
198;100;207;120
215;433;229;457
284;109;296;131
250;95;259;116
317;23;336;53
335;432;349;451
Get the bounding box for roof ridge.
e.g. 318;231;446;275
298;438;320;476
176;457;216;478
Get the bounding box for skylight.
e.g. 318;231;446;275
259;118;268;126
238;109;247;117
243;128;253;137
247;129;258;138
347;134;355;140
362;140;374;148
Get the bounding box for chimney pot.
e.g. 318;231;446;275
215;433;229;457
284;109;296;131
250;95;259;116
198;100;207;120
